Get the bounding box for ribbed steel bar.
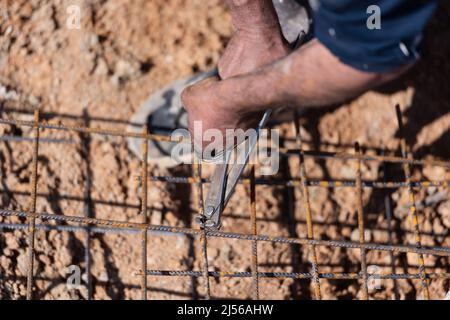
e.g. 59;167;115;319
381;148;400;300
0;118;174;142
0;222;141;235
148;176;450;189
293;117;321;300
355;143;369;300
26;110;40;300
2;111;450;167
3;115;448;168
199;231;210;300
288;149;450;168
396;105;430;300
81;110;93;300
0;135;73;144
248;165;259;300
0;222;188;238
140;270;450;280
1;209;447;256
193;161;211;300
140;126;149;300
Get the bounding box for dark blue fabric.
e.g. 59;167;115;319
314;0;438;72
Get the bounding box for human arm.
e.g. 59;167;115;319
182;38;411;135
219;0;291;79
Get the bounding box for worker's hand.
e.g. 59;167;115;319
218;29;290;79
181;76;262;156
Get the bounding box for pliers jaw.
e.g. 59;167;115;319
197;161;229;230
195;210;222;230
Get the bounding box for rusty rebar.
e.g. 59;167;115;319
381;148;400;299
147;175;450;189
1;208;448;257
355;142;369;300
286;149;450;168
193;161;211;300
81;109;93;300
395;104;430;300
293;116;321;300
139;270;450;280
140;125;149;300
248;165;259;300
0;118;174;142
26;110;40;300
2;116;449;168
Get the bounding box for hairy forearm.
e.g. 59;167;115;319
220;40;411;113
226;0;282;34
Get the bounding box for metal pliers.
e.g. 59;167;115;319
196;111;272;230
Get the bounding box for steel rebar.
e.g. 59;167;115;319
25;110;40;300
293;117;321;300
396;104;430;300
248;165;259;300
1;209;448;257
193;161;211;300
147;176;450;189
139;270;450;280
355;142;369;300
140;126;149;300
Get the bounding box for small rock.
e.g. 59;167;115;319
150;209;163;226
114;59;138;78
0;84;19;101
423;166;446;182
89;34;99;47
0;256;11;270
391;192;399;202
17;251;38;276
220;244;233;261
164;211;179;226
437;200;450;228
350;229;372;243
55;246;72;269
5;26;13;35
3;248;13;257
28;95;40;107
97;271;109;283
94;57;109;76
39;254;51;266
5;236;20;250
176;236;185;249
12;282;19;294
433;219;445;234
207;247;219;260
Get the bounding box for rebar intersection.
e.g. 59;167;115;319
0;105;449;300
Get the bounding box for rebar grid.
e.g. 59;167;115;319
0;105;449;300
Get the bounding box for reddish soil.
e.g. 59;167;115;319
0;0;449;300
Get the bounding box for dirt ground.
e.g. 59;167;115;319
0;0;449;300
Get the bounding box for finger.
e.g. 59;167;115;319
193;75;220;86
181;76;221;108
